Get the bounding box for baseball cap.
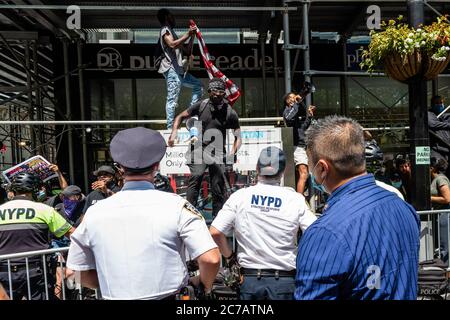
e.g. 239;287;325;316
110;127;166;171
93;165;115;176
257;147;286;176
62;185;82;197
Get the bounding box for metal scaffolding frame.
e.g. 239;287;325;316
0;31;59;170
0;2;301;191
0;1;448;195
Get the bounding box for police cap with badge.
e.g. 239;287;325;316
110;127;166;173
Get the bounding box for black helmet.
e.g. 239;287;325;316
365;140;383;163
10;172;41;193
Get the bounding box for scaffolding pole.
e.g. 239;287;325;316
77;39;89;193
260;33;268;118
0;5;298;11
272;32;280;114
32;41;44;156
25;41;36;151
0;120;409;132
282;1;291;93
302;1;312;106
62;40;75;184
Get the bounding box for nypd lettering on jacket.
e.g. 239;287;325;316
251;194;282;212
0;208;36;220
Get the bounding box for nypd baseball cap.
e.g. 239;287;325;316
257;146;286;176
110;127;166;171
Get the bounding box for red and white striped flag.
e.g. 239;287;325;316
190;20;241;106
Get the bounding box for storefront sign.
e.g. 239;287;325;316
85;44;282;77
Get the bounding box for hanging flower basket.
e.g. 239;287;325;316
424;53;450;80
361;16;450;83
383;51;422;83
383;51;450;83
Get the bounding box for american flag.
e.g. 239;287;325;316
190;20;241;106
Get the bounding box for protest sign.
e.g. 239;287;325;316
2;155;58;184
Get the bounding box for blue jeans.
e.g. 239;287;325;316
239;276;295;300
163;68;203;129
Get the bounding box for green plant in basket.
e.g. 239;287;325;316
360;15;450;79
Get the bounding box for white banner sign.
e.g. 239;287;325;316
159;126;283;175
159;129;191;175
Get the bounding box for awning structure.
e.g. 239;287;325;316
1;1;449;36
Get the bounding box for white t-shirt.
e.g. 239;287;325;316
375;180;405;200
211;182;317;271
67;186;217;300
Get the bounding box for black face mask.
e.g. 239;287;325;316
106;180;116;189
210;96;224;106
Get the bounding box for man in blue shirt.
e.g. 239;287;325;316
295;115;420;300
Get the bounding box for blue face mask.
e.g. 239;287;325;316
310;162;328;194
63;198;79;219
391;181;402;189
433;103;445;114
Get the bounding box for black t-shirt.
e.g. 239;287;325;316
187;99;240;158
282;102;312;147
428;111;450;156
82;185;121;214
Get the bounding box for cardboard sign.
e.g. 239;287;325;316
2;155;58;184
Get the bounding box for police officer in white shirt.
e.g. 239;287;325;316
67;127;220;300
210;146;317;300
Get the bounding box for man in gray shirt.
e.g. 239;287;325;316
157;8;204;129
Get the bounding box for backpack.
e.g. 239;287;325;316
198;98;232;123
418;258;449;298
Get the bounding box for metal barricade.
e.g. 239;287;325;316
0;209;448;300
0;247;100;300
417;209;450;266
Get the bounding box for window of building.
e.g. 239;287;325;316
89;79;134;120
88;28;243;44
347;76;408;127
311;77;341;117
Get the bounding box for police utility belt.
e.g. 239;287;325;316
240;268;296;279
0;262;42;273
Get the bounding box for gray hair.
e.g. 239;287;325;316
305;115;366;178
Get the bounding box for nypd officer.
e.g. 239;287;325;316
0;172;74;300
67;127;220;300
210;147;317;300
